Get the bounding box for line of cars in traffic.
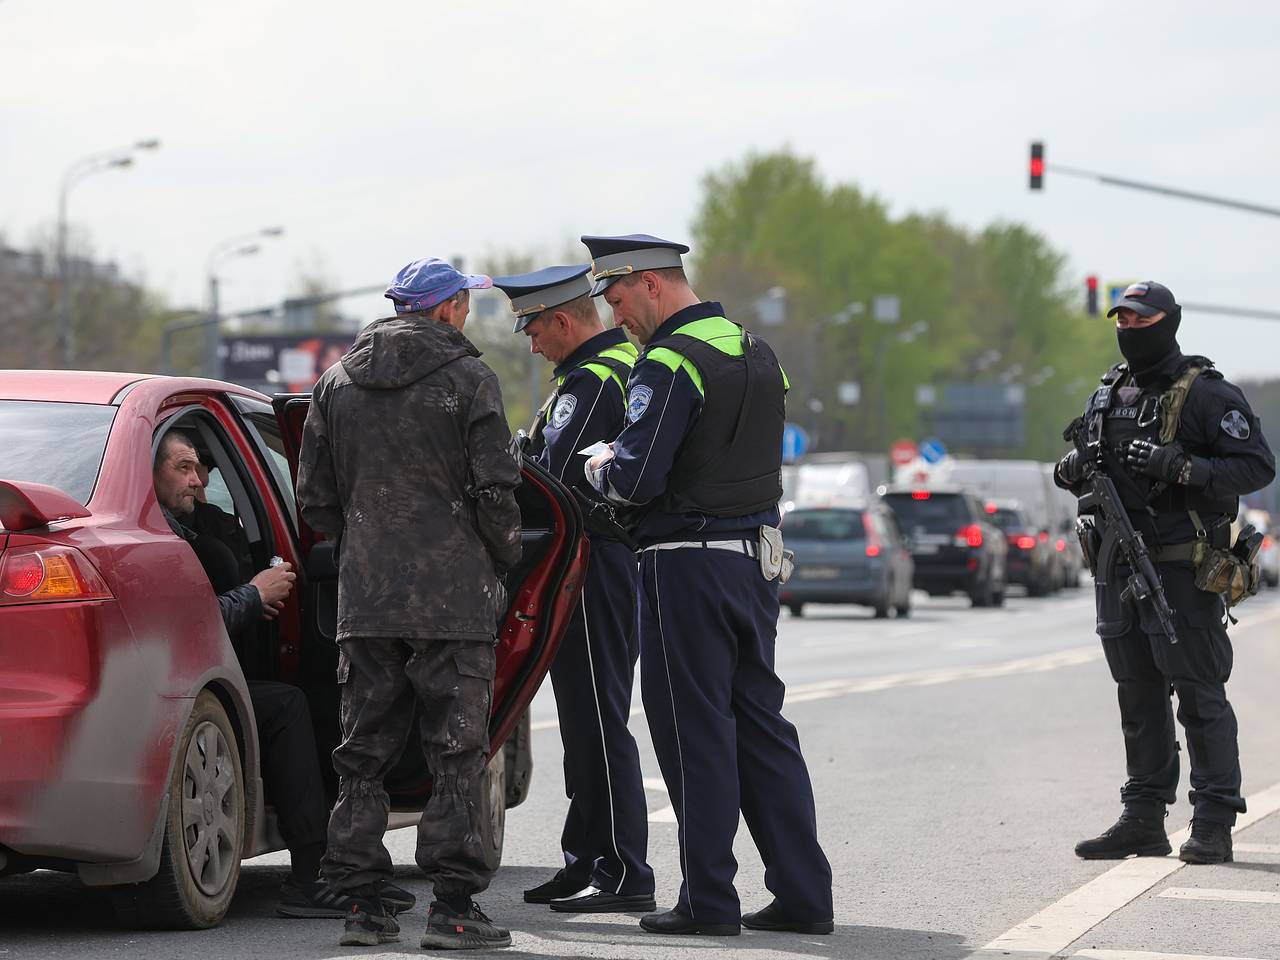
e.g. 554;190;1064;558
779;456;1083;617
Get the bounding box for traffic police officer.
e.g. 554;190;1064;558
1057;281;1274;864
490;265;656;914
583;234;833;936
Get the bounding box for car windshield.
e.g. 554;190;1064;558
0;400;117;506
883;492;969;533
784;509;865;541
989;508;1024;531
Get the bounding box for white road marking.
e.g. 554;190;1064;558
1076;950;1273;960
642;777;677;823
982;780;1280;956
1235;843;1280;855
1158;887;1280;905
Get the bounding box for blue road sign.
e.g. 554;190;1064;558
782;423;809;463
919;437;947;464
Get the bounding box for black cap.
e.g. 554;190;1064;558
1107;280;1178;319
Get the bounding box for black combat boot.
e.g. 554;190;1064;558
1179;820;1233;864
1074;812;1171;859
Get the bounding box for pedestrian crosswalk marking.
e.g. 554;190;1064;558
1158;887;1280;905
1075;950;1272;960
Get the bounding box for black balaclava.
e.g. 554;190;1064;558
1117;306;1181;373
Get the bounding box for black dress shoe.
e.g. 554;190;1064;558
523;873;588;904
639;907;740;936
549;885;658;913
742;899;834;934
1179;820;1234;864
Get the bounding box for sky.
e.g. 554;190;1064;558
3;0;1278;376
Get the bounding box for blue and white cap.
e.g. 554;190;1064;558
580;234;690;296
491;264;593;333
384;258;492;314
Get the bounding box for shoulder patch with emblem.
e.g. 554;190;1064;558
550;394;577;430
627;384;654;423
1221;409;1250;440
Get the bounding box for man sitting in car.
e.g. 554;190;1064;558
152;429;413;919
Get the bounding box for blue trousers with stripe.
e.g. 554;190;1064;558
639;546;832;925
548;537;654;896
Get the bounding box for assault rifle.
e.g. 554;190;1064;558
1067;419;1179;644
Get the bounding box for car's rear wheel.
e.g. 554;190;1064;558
970;578;993;608
789;603;804;618
110;691;244;930
478;750;507;874
895;588;912;618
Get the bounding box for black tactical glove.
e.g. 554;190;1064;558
1125;439;1190;484
1056;448;1085;485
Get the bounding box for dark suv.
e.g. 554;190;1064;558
881;487;1007;607
986;500;1055;597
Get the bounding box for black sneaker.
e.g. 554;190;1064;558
419;900;512;950
1075;812;1171;859
1180;820;1234;864
339;895;401;947
374;880;417;915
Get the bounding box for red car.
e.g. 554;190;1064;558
0;370;586;928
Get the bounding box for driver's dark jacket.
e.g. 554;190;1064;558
297;315;522;643
163;507;262;637
1057;349;1275;545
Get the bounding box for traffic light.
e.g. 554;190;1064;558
1029;141;1044;190
1086;274;1099;316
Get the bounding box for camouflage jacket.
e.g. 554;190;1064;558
296;315;522;643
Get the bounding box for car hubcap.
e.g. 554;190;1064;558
181;721;239;896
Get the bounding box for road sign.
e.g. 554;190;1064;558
919;438;947;464
890;439;918;466
782;423;809;463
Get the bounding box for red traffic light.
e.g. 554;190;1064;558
1029;141;1044;190
1086;274;1099;316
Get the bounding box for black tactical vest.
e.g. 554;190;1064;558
654;327;785;518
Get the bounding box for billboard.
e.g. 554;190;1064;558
220;334;355;394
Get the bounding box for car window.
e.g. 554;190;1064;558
0;400;117;505
989;509;1024;531
202;466;236;514
230;398;298;533
784;510;865;541
883;493;970;532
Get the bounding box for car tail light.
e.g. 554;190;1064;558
1039;531;1050;543
985;502;998;514
911;490;931;501
955;524;983;548
1015;535;1037;551
0;543;113;605
1266;536;1274;549
1055;538;1067;552
862;512;883;558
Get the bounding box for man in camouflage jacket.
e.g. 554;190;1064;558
297;257;521;948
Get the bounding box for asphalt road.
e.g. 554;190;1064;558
6;582;1280;960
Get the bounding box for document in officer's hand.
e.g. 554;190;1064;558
578;441;612;458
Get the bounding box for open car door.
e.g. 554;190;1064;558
271;394;587;799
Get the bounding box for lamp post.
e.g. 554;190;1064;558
205;227;285;379
56;138;161;367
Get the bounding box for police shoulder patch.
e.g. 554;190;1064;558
1221;409;1250;440
550;394;577;430
627;384;654;423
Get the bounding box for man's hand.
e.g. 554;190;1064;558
584;442;615;490
250;563;296;619
1125;439;1189;484
1056;448;1085;485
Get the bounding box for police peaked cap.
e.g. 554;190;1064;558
491;264;594;333
580;234;690;296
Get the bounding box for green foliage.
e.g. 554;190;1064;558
690;149;1119;460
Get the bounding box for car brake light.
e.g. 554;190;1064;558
955;524;983;548
1015;535;1037;550
911;490;931;501
0;544;113;605
1039;531;1050;543
862;512;883;558
1055;538;1067;552
985;502;998;514
1266;536;1274;549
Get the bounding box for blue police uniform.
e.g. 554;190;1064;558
584;235;833;932
492;266;654;910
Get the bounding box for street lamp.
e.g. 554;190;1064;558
205;227;285;379
56;138;161;367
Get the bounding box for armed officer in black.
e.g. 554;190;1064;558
491;265;655;915
1056;281;1274;864
583;234;832;938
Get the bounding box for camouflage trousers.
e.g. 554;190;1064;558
321;637;496;897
